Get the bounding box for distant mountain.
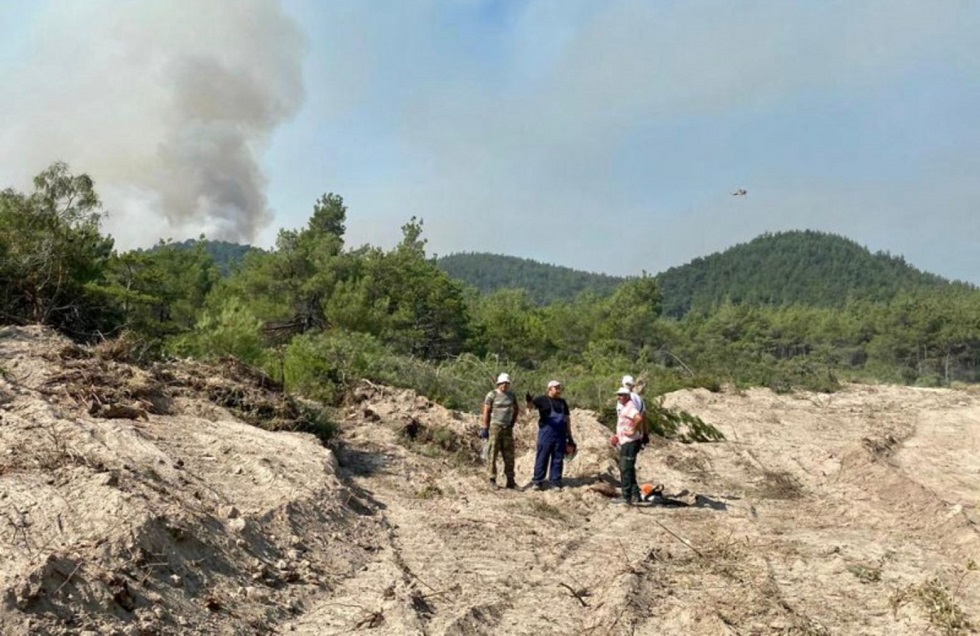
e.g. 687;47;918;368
148;239;261;276
437;231;969;316
657;230;964;317
436;252;625;304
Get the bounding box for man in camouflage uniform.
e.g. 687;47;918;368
482;373;519;489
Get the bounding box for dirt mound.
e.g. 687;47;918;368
3;325;980;634
0;326;378;635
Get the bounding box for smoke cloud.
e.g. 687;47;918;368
0;0;305;247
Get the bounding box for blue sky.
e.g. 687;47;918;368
1;1;979;283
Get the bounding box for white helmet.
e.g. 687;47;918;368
622;375;635;387
496;372;511;385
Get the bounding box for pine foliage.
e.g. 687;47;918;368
149;238;260;276
657;230;965;317
437;252;624;304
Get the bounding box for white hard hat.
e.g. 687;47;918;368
616;386;631;395
496;373;511;385
622;375;635;387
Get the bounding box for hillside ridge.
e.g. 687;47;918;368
436;251;625;304
437;230;964;313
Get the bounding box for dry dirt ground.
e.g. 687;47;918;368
1;325;978;635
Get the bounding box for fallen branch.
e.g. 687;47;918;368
401;564;438;593
2;508;35;557
97;403;150;421
52;561;84;598
644;515;704;558
558;582;589;607
354;610;384;629
420;584;460;601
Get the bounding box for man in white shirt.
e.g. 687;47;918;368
619;374;647;446
611;386;643;504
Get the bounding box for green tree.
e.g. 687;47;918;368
437;252;624;304
309;193;347;240
656;230;962;317
105;238;220;341
0;162;118;338
469;288;554;367
537;292;606;363
362;218;471;359
213;192;352;331
593;275;664;355
168;297;265;364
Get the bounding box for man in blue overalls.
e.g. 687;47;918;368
526;380;575;490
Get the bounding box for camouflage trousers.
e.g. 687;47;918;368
487;423;515;483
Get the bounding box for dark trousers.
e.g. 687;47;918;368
533;426;566;486
619;440;641;501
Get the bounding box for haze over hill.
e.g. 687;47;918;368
5;3;980;284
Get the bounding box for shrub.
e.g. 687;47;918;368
289;403;339;444
282;330;386;404
281;332;499;412
168;298;265;365
687;374;723;393
646;398;726;442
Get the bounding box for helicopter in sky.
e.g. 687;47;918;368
731;188;747;197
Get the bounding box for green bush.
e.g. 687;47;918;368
281;331;501;412
913;373;943;388
282;330;387;404
367;353;486;412
593;392;724;443
167;298;265;364
290;402;339;444
686;373;723;393
646;398;726;442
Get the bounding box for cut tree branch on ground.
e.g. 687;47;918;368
419;585;460;601
615;538;640;573
558;582;590;607
354;610;384;629
52;560;84;598
641;514;704;558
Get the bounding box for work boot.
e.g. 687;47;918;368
532;482;544;491
611;497;633;506
505;479;517;489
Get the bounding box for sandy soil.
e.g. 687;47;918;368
1;325;978;635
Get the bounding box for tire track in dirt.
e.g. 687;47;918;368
293;382;980;635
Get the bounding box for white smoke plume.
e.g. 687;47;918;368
0;0;305;247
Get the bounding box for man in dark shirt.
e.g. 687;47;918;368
525;380;575;490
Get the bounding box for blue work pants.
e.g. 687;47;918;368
533;424;567;486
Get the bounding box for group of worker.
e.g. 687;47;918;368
480;373;648;504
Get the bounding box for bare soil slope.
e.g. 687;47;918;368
2;326;978;635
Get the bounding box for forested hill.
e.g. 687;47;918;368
657;230;962;317
148;239;261;276
156;233;966;315
436;231;967;316
436;252;624;304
